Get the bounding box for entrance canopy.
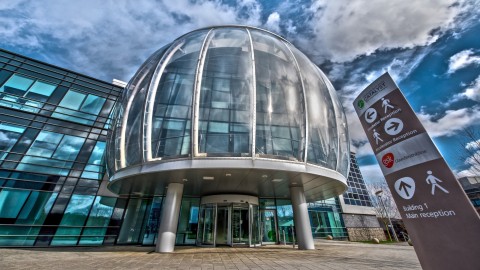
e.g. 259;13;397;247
108;158;347;201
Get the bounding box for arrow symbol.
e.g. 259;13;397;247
387;121;400;131
367;111;375;120
384;118;404;136
398;181;412;197
394;177;415;200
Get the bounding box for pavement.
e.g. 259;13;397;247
0;240;421;270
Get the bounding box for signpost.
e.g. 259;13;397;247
354;72;480;270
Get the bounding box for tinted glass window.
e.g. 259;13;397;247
52;90;106;125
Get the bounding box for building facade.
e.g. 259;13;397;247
340;152;385;241
0;26;378;249
106;26;351;252
458;176;480;214
0;48;123;246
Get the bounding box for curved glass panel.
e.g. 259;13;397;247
289;45;337;169
106;26;349;177
109;48;165;170
124;48;167;167
150;30;208;159
251;30;305;161
319;71;350;177
198;28;253;156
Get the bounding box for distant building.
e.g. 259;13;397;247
339;152;385;241
458;176;480;214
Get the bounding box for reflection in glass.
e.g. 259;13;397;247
175;197;199;245
18;131;85;176
198;28;253;155
252;31;305;161
149;31;208;159
81;141;106;180
0;74;57;113
51;194;95;245
117;198;149;244
52;90;106;125
0;122;25;160
79;196;116;245
0;189;57;246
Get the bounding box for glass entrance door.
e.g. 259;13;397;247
197;204;216;246
215;206;230;245
196;202;259;247
261;209;277;244
232;205;249;245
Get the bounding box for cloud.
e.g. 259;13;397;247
358;163;385;184
454;75;480;102
265;12;281;33
304;0;468;63
447;49;480;74
417;105;480;137
0;0;263;81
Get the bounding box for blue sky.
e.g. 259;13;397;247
1;0;479;183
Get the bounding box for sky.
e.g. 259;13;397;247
1;0;479;184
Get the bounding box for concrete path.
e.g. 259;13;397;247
0;240;420;269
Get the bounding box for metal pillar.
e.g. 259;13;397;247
156;183;184;252
290;186;315;250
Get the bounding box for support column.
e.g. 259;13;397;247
156;183;184;252
290;186;315;250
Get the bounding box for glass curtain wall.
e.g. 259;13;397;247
149;31;208;160
251;31;306;161
198;28;253;156
308;198;347;239
175;197;199;245
0;48;121;247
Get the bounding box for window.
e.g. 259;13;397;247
0;122;26;160
81;141;106;180
52;90;106;125
79;196;116;245
17;131;85;176
0;74;57;113
51;194;95;245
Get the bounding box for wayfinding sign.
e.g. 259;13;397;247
354;72;480;270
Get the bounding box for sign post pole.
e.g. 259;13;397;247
353;72;480;270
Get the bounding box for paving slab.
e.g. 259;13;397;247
0;240;420;270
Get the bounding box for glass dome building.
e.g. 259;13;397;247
106;26;349;252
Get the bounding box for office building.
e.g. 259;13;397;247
0;26;380;249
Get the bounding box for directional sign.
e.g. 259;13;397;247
365;108;377;123
353;72;480;270
394;177;415;199
384;118;403;135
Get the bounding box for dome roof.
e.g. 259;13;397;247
106;26;349;200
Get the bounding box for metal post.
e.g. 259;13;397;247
283;229;286;245
291;224;295;248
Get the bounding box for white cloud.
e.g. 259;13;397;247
358;163;385;184
417;105;480;137
305;0;467;63
447;49;480;74
0;0;263;81
454;75;480;102
265;12;281;33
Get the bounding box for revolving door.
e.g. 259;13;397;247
196;195;260;247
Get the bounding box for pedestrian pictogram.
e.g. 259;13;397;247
426;170;449;195
365;108;377;123
373;129;383;144
394;177;415;199
384;118;403;136
382;97;394;113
